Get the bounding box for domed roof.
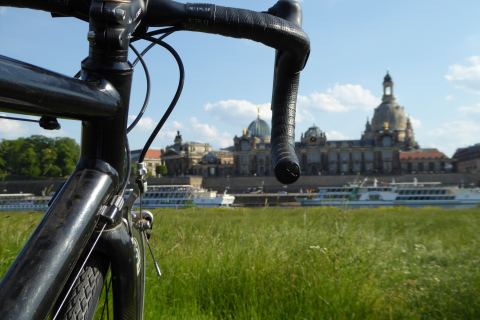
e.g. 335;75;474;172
371;99;407;132
202;152;219;164
304;125;323;139
371;73;407;132
247;117;270;138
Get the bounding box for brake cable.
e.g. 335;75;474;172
136;35;185;164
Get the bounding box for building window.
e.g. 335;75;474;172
407;162;413;172
364;152;373;162
418;162;424;172
382;136;392;147
383;162;392;173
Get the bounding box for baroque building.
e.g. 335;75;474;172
453;144;480;173
130;149;164;176
296;73;420;175
161;131;214;176
233;116;272;176
162;73;451;177
190;151;235;177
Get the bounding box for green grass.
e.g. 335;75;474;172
1;207;480;319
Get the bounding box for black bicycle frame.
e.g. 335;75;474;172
0;0;310;318
0;6;142;320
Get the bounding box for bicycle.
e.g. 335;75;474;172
0;0;310;319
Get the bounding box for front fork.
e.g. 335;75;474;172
95;163;157;320
95;212;150;320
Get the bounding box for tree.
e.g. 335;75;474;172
156;164;168;176
0;156;6;180
0;135;80;179
41;148;62;176
54;137;80;176
17;145;41;178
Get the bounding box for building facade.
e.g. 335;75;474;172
453;144;480;173
191;151;235;177
162;131;216;176
162;74;452;177
235;73;424;176
399;149;451;174
233;116;272;176
130;149;164;176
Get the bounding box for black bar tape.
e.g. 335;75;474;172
183;3;309;73
271;70;301;184
181;2;309;184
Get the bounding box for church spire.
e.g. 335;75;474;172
383;71;394;99
365;117;371;131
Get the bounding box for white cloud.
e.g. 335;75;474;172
445;56;480;93
0;114;28;138
458;103;480;115
298;84;380;113
189;117;233;148
445;95;455;101
35;127;69;138
325;130;350;140
0;114;75;141
205;100;271;122
300;92;348;112
409;116;422;129
203;84;379;134
172;121;182;130
128;115;156;131
426;120;480;156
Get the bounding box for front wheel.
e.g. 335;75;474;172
54;253;110;320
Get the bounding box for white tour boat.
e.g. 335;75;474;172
0;184;235;212
128;185;235;208
297;178;480;208
0;193;50;211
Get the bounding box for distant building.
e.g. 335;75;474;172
161;73;453;177
130;149;164;176
162;131;217;176
399;149;451;174
191;151;235;177
233;116;272;176
234;73;426;176
452;144;480;173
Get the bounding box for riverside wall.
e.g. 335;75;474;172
2;173;479;196
202;173;480;193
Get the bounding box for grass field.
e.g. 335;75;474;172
1;207;479;319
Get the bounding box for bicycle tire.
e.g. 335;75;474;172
55;253;110;320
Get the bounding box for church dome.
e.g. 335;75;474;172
371;73;407;132
201;152;219;164
371;101;407;131
304;125;323;139
247;117;271;138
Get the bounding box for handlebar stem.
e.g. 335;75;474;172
84;0;145;68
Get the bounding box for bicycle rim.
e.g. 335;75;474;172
54;252;110;320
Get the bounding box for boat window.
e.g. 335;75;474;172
369;194;380;201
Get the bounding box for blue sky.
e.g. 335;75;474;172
1;1;480;156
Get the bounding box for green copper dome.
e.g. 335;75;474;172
247;117;271;138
